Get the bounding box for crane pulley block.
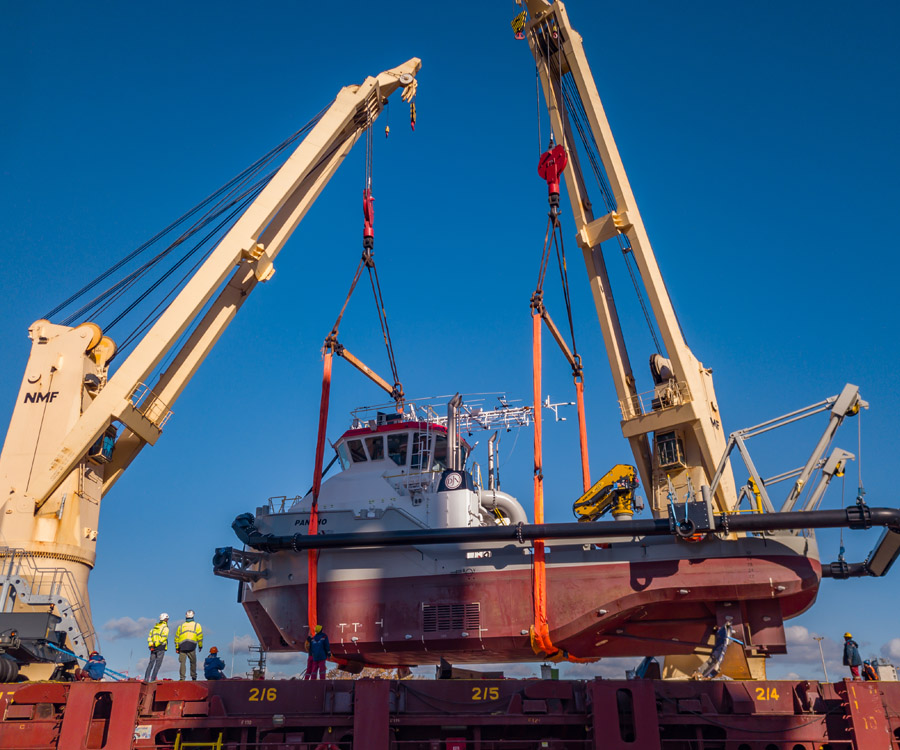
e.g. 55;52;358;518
538;144;568;206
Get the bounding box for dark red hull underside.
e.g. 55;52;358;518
242;552;821;665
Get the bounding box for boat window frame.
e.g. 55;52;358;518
365;435;385;461
336;442;351;470
347;438;368;463
432;434;449;471
387;432;409;467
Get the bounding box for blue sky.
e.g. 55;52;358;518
1;0;898;680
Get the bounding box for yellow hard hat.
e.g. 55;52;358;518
315;625;323;633
844;632;853;638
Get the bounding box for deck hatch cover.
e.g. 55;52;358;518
422;603;480;633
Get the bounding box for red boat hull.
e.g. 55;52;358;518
241;550;821;666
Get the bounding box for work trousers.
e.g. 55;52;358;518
304;660;326;680
145;649;165;681
179;648;198;680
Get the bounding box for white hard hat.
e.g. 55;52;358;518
186;610;195;619
159;612;169;621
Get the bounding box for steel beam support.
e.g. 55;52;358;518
353;679;390;750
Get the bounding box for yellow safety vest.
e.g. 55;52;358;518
148;622;169;648
175;620;203;649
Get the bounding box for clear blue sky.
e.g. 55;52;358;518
1;0;898;680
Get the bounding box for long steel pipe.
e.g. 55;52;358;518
232;504;900;553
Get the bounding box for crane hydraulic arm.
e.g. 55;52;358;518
522;1;736;517
0;60;420;655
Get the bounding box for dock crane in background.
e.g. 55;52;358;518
521;0;868;524
0;60;420;673
521;0;736;516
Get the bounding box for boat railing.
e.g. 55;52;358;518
384;470;442;495
266;495;302;513
129;382;173;429
619;380;692;420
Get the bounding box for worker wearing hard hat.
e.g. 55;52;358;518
862;660;880;681
76;651;107;681
175;609;204;681
303;624;332;680
843;632;862;680
204;646;226;680
144;613;169;681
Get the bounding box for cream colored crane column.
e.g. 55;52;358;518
524;1;735;514
0;59;421;652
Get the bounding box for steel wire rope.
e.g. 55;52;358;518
857;409;864;495
69;126;296;326
367;264;401;389
46;108;328;322
535;63;543;156
114;181;270;356
558;72;664;354
361;112;401;384
553;219;579;364
62;142;284;328
531;35;582;369
63;172;271;328
105;173;274;341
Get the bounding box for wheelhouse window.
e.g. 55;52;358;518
387;433;409;466
432;435;448;471
347;439;367;463
337;442;350;470
365;435;385;461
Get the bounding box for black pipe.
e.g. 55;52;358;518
821;560;870;579
231;504;900;553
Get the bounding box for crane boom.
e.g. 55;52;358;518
523;1;736;516
0;59;420;654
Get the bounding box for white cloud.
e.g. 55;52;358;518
881;639;900;659
103;616;155;641
229;634;256;654
267;651;304;665
785;625;812;643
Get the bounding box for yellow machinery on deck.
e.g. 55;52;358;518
572;464;640;521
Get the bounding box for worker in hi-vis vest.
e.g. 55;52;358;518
144;613;169;681
175;610;204;680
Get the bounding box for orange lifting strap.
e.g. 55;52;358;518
307;350;333;630
529;139;594;662
307;168;404;632
575;378;589;494
529;312;595;664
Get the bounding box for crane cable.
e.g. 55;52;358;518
307;118;404;634
47;108;328;325
527;22;595;663
531;191;590;494
554;56;665;355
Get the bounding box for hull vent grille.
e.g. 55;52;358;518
423;603;480;633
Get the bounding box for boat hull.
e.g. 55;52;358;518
237;532;821;666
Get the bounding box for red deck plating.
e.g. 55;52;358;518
0;677;894;750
